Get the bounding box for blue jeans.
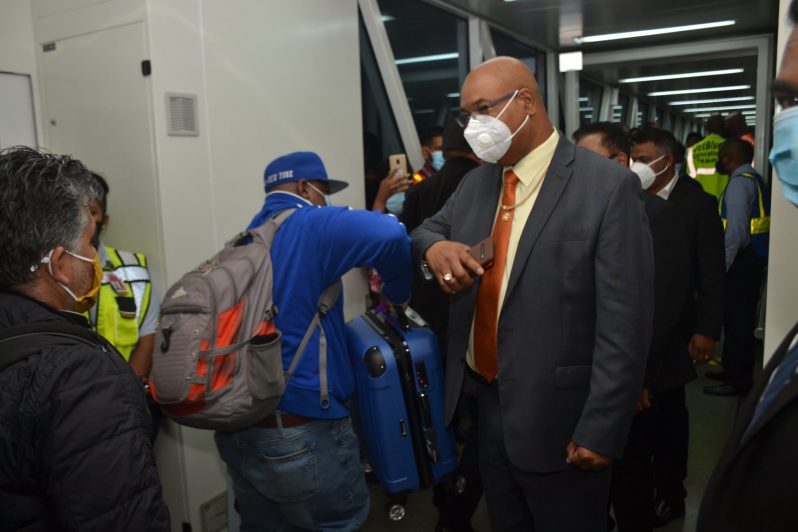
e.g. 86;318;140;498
215;415;369;532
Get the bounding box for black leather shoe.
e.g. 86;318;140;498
705;370;730;381
704;383;747;396
653;499;685;528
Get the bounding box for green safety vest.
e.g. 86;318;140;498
687;134;728;201
92;246;153;360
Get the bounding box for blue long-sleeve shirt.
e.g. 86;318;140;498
723;164;758;269
249;191;411;419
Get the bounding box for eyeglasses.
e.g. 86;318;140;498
456;90;517;127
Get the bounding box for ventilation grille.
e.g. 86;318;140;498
166;93;198;137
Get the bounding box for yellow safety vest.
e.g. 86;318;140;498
92;246;153;360
686;134;728;201
720;171;771;258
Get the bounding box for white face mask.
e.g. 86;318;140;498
306;182;332;207
630;154;668;190
463;90;529;164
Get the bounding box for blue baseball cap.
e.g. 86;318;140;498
263;151;349;194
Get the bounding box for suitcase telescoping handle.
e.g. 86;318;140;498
418;392;440;464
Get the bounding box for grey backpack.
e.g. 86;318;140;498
149;209;340;430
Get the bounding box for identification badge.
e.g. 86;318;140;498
107;273;130;296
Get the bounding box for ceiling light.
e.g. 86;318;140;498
381;15;395;23
669;96;754;106
580;107;593;112
619;68;743;83
447;92;460;98
575;20;735;44
648;85;751;96
395;53;459;66
684;104;757;113
579;97;589;102
742;110;756;115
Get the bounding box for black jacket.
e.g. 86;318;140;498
0;292;170;531
697;323;798;532
643;193;692;390
667;176;726;341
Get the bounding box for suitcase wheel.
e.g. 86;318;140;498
387;503;406;521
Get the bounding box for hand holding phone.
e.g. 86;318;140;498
388;153;408;178
468;237;494;269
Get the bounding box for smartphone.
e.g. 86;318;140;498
388;153;408;178
468;237;494;269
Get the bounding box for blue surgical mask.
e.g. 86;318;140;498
769;106;798;208
430;150;445;171
385;191;405;215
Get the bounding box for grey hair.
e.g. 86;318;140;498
0;146;102;287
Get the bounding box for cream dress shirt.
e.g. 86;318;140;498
466;128;559;372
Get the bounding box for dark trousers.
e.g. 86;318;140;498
476;375;611;532
652;386;689;505
611;385;688;531
433;393;482;530
722;246;766;389
611;406;655;532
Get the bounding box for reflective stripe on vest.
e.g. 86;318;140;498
720;171;770;257
94;246;152;361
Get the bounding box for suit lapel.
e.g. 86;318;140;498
502;139;574;303
730;322;798;457
472;164;503;238
459;164;503;310
667;176;688;206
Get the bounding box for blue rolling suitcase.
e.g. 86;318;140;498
346;309;457;519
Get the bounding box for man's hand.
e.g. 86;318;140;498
635;387;652;413
566;441;612;471
424;240;484;294
688;333;715;365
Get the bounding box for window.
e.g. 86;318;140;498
612;93;629;125
490;30;548;105
360;15;404;209
637;101;649;128
654;107;664;128
378;0;468;132
579;78;603;126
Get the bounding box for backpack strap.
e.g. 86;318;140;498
285;282;342;409
0;321;105;372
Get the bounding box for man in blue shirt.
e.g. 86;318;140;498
214;151;412;531
705;138;769;396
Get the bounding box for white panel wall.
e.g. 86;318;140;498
145;1;365;530
0;0;43;147
764;0;798;360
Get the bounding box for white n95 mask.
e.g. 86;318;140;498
463;90;529;164
630;154;668;190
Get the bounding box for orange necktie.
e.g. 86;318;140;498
474;169;518;382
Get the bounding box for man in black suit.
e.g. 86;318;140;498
412;57;654;532
631;128;726;526
575;123;692;531
697;3;798;529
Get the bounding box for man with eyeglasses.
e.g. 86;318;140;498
575;122;691;531
697;2;798;529
411;57;654;532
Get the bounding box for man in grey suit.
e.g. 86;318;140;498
411;57;654;531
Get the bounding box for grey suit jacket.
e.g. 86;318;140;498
411;137;654;473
